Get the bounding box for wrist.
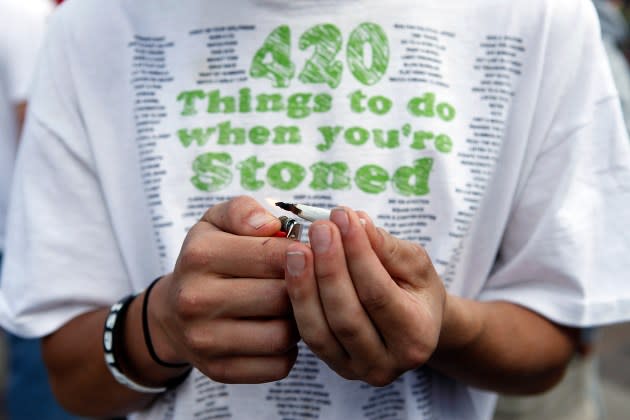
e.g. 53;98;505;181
142;277;189;369
434;294;484;353
120;285;190;388
145;273;188;366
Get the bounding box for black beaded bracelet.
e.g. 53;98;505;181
142;277;190;368
103;295;167;393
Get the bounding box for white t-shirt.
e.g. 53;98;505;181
0;0;53;251
2;0;630;419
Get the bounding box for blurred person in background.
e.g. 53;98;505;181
1;1;630;420
0;0;85;418
594;0;630;130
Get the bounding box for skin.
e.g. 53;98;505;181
42;196;578;417
15;102;27;139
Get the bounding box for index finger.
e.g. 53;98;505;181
200;196;281;237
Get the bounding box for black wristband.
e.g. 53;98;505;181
142;276;190;368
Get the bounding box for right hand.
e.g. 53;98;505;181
147;196;300;383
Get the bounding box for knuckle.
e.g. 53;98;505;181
201;330;222;354
313;269;338;289
365;369;398;387
336;366;359;381
187;327;227;357
229;196;264;226
178;238;212;271
224;196;246;218
360;290;390;313
411;244;432;271
181;326;205;353
262;242;289;277
349;361;372;380
410;242;427;258
229;195;254;210
204;361;230;383
175;282;228;322
398;345;429;370
202;196;254;232
330;317;362;342
382;232;400;260
173;287;201;320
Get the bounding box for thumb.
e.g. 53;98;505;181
200;195;281;237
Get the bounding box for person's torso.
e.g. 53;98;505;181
38;1;565;418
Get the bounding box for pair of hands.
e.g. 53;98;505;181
149;196;446;386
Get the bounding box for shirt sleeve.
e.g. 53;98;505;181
479;98;630;327
478;0;630;327
0;10;132;338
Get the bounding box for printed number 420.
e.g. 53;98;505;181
249;23;389;89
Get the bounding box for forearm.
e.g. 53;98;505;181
428;295;579;395
41;290;188;417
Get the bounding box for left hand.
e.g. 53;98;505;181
284;207;446;386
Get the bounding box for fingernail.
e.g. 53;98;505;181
330;208;349;234
286;251;305;276
357;211;372;229
246;212;277;230
311;224;331;254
